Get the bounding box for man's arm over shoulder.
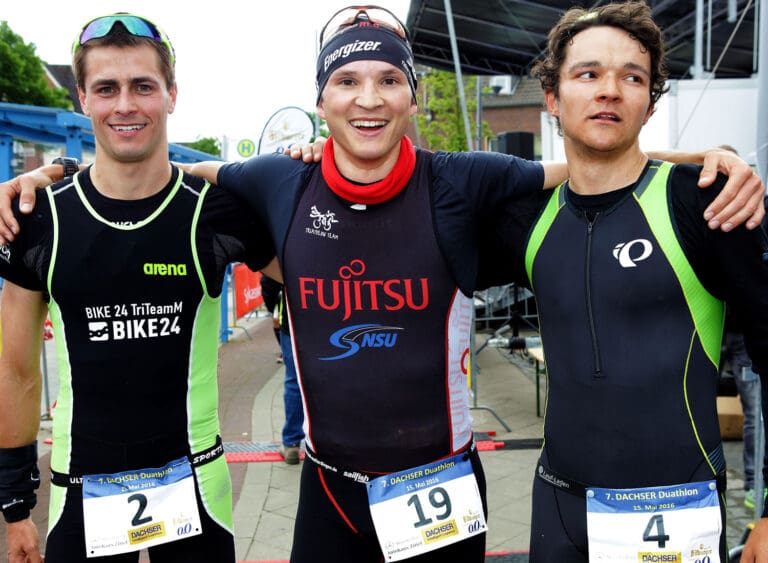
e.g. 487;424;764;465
653;148;765;230
0;166;62;244
476;189;553;290
670;163;768;377
429;151;546;293
0;191;53;293
431;151;545;211
197;186;277;293
216;153;315;207
178;161;223;185
0;193;52;293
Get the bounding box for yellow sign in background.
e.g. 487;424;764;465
237;139;255;158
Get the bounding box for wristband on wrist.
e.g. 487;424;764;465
51;157;80;178
0;443;40;524
1;498;32;523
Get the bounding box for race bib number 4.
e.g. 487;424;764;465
82;457;202;558
586;480;721;563
366;454;486;562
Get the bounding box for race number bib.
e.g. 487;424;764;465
586;480;721;563
366;454;486;562
82;457;202;558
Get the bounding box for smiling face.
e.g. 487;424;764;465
545;25;654;157
78;44;176;165
317;59;417;180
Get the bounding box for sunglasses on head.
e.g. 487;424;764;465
319;5;409;49
73;14;175;65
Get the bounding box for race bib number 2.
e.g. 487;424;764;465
586;480;721;563
366;454;486;562
82;457;201;558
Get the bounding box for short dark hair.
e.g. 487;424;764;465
73;21;175;91
532;1;668;108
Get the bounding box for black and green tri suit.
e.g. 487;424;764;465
0;166;273;562
515;161;768;562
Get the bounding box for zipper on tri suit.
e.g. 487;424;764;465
585;215;604;378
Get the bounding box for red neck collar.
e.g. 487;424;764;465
321;136;416;205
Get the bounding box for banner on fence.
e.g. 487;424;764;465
233;264;264;318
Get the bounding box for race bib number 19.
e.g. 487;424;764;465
586;480;721;563
366;454;486;562
82;457;202;558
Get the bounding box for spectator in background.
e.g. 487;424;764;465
260;273;303;463
259;273;284;362
723;315;768;508
277;290;304;465
718;145;767;509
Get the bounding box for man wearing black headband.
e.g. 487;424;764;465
200;10;760;563
315;13;418;105
0;6;764;563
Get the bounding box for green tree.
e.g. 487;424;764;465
185;136;221;157
306;111;329;141
415;69;492;151
0;21;71;109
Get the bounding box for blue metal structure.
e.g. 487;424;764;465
0;101;221;181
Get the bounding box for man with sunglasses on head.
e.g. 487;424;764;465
0;13;282;563
0;6;764;563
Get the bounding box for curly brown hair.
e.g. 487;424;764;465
532;1;669;107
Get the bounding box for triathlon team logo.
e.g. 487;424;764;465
85;302;183;342
306;205;340;240
612;238;653;268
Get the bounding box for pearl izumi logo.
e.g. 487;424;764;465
612;239;653;268
0;244;10;264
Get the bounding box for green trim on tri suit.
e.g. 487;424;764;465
523;162;726;478
524;184;566;289
634;161;725;368
636;161;725;478
187;178;233;532
44;174;233;532
72;169;185;230
44;185;70;529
